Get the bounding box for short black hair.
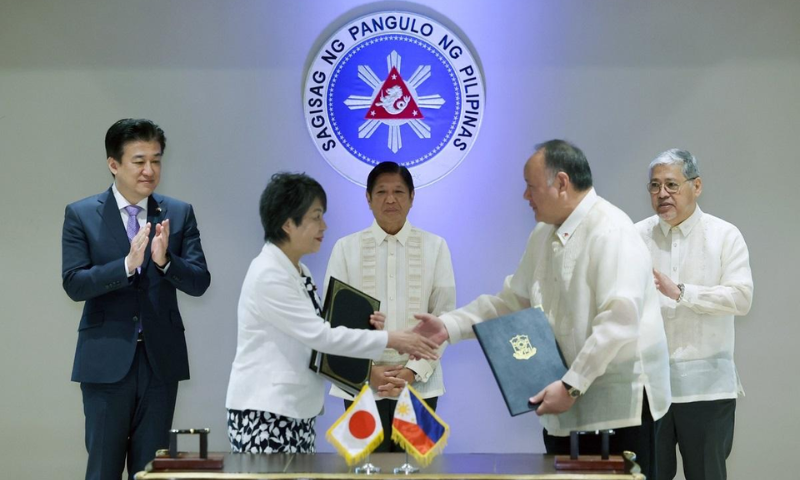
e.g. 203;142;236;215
535;139;593;191
366;162;414;196
105;118;166;161
260;172;327;244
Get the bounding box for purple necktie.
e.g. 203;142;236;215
124;205;143;334
124;205;142;242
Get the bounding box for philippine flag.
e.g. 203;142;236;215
391;384;450;466
326;385;383;465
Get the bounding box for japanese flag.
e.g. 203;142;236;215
326;385;383;465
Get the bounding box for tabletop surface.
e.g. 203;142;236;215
135;453;644;480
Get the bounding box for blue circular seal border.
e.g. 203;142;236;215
303;11;485;188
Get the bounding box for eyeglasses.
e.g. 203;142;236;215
647;178;697;194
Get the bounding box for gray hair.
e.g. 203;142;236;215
649;149;700;179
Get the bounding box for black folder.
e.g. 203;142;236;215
309;277;380;396
473;307;568;416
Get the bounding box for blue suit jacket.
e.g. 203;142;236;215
62;187;211;384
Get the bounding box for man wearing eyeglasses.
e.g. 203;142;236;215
636;149;753;480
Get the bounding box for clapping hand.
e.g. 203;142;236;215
126;223;151;274
151;219;170;267
652;268;680;300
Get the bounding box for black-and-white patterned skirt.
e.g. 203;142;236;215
227;409;316;453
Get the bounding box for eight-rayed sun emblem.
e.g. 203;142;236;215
303;11;485;187
343;51;446;153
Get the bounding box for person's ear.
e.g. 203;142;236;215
107;157;119;176
282;218;295;237
556;171;570;193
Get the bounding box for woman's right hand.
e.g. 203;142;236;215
386;330;439;361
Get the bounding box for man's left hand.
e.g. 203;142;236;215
151;219;170;267
529;380;577;415
652;268;680;300
369;311;386;330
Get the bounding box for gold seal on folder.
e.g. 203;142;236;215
510;334;537;360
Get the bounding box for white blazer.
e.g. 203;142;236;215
225;243;388;419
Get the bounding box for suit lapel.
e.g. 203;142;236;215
143;194;166;270
99;188;132;255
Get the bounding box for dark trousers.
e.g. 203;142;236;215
344;396;439;452
543;392;660;480
657;399;736;480
81;343;178;480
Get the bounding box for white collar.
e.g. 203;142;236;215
369;219;412;246
111;182;148;212
658;205;703;237
555;188;599;245
263;242;308;279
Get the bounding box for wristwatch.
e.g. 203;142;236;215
562;381;581;398
676;283;685;303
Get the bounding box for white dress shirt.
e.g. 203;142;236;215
440;189;671;435
225;243;389;419
325;220;456;400
637;206;753;403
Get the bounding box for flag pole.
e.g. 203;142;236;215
354;452;381;474
353;382;380;474
393;450;419;474
393;380;419;473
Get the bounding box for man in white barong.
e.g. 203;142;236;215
325;161;456;452
637;149;753;480
415;140;671;479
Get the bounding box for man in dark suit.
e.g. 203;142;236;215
62;118;211;480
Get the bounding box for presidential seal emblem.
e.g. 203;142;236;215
304;11;485;187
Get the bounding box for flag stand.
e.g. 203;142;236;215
393;451;419;474
354;454;380;474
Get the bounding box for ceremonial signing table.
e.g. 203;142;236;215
134;453;644;480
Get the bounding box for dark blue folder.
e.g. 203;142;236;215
472;307;568;416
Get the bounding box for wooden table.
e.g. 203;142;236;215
134;453;644;479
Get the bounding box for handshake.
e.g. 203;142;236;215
373;312;450;361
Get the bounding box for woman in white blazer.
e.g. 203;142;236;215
225;172;439;454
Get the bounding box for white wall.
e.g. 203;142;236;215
1;1;798;478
